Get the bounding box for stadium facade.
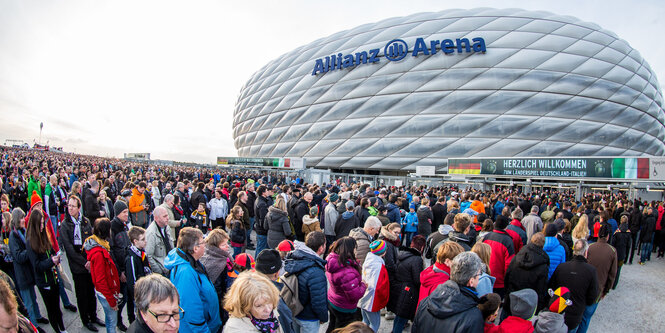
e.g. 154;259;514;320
232;8;665;173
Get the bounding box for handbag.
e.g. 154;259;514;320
57;265;73;291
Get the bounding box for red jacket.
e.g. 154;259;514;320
483;230;515;289
505;225;523;254
498;316;534;333
418;262;450;306
86;240;121;307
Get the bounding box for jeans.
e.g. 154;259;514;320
19;287;43;323
405;232;416;247
292;317;320;333
576;302;599;333
361;309;381;333
59;275;72;306
50;215;59;239
392;315;409;333
641;237;653;263
256;234;268;256
97;293;118;333
233;246;243;258
247;217;255;245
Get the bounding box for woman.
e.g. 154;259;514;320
470;242;495;297
25;209;66;333
477;219;493;243
325;237;366;332
227;206;246;257
418;241;465;305
165;227;222;333
84;218;121;333
377;222;401;320
98;190;114;221
416;198;433;237
266;196;292;249
572;214;590;244
390;235;426;333
200;228;233;324
151;180;161;208
611;214;632;289
208;190;229;230
223;271;282;333
1;193;11;213
70;181;82;198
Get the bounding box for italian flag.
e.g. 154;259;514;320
612;158;649;179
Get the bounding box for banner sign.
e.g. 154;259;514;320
217;157;305;169
124;153;151;160
448;157;649;179
650;157;665;180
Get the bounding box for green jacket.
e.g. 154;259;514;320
27;176;41;205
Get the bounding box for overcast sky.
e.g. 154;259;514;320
1;0;664;163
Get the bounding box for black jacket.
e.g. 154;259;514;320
294;199;310;241
417;206;434;236
190;190;207;214
629;206;642;233
548;255;600;330
504;243;550;314
389;247;423;320
111;217;131;273
8;229;35;289
334;212;360;240
412;280;483;333
127;313;155;333
25;241;57;289
353;206;370;227
266;206;292;249
125;247;151;295
640;211;656;243
254;195;273;235
431;203;447;232
82;187;102;222
611;224;632;262
447;231;472;251
246;190;257;217
58;213;94;274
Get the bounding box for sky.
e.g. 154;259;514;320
1;0;664;164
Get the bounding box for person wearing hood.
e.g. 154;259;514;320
447;213;474;251
266;196;293;249
470;243;495;297
325;237;366;332
349;217;381;266
85;218;122;333
482;215;516;299
301;206;321;239
424;213;455;265
504;232;550;319
358;240;390;332
389;235;426;333
385;194;401;224
418;241;464;305
416;198;433;237
533;287;572;333
544;224;566;280
163;227;221;333
110;200;134;330
412;252;485;333
282;231;328;332
199;229;232;325
129;182;149;228
497;288;537;332
334;201;360;240
401;203;418;246
610;214;631;289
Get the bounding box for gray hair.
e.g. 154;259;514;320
511;208;523;220
531;205;539;214
365;216;382;230
573;239;589;256
153;205;168;217
450;252;483;286
164;194;175;203
11;208;25;230
134;274;179;313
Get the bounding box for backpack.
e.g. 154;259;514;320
280;272;304;316
541;206;555;223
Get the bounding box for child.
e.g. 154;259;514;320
226;253;255;290
125;226;151;305
302;206;321;237
191;202;209;234
498;288;537;332
276;239;295;276
533;287;571;333
401;203;418;246
358;240;390;333
477;293;501;333
226;206;245;258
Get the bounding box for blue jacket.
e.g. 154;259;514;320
476;272;495;297
283;244;328;322
494;201;505;218
402;212;418;233
164;248;221;333
386;203;401;223
544;237;566;280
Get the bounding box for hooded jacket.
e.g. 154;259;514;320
349;227;372;266
164;248;221;333
534;311;567;333
266;206;292;249
84;236;121;308
386;203;401;223
325;252;366;310
611;223;632;262
129;187;148;227
507;219;528;246
498;316;534;333
283;242;328;322
424;224;454;261
417;205;434;236
548;255;599;329
412;280;483;333
389;247;424;320
544;237;565;280
358;252;390;312
505;243;550;314
482;229;515;289
418;262;451;305
334;211;360;240
447;230;472;251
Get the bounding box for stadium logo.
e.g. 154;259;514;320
311;36;486;75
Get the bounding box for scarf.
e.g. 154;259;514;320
159;226;173;253
72;214;83;246
176;248;206;275
200;244;230;283
88;235;111;251
129;245;152;275
250;312;280;333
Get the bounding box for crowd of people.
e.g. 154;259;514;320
0;146;662;333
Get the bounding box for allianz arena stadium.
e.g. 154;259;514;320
232;8;665;173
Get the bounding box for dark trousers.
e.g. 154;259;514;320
656;230;665;257
118;282;136;324
38;286;66;332
629;230;640;263
612;260;624;289
210;218;225;230
73;272;98;325
326;304;361;333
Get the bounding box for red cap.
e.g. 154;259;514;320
234;253;255;270
30;191;42;210
277;240;295;252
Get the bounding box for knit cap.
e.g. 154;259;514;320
277;240;295;252
345;200;355;209
114;200;128;216
329;193;339;203
369;240;386;256
509;288;538;320
255;249;282;275
235;253;255;270
30;191;42;209
309;206;319;216
548;287;572;314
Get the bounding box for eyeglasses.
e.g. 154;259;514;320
147;307;185;323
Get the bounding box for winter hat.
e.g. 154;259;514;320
369;240;386;256
30;191;42;209
345;200;355;209
509;288;538;320
548;287;572;314
255;249;282;275
553;218;566;232
234;253;255;270
114;200;128;216
495;215;510;230
121;189;132;197
329;193;339;203
409;203;415;210
309;206;319;216
277;240;295;252
545;223;558;237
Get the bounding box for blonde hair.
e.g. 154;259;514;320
471;242;491;275
223;271;279;318
206;228;229;247
436;241;464;265
274;196;287;212
572;214;589;240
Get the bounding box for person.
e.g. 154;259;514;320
504;233;550;318
325;237;366;332
282;231;328;333
111;200;134;330
25;209;67;333
235;191;254;250
639;206;656;265
255;249;295;333
128;274;182;333
416;198;433;237
548;239;599;332
578;224;617;333
227;206;246;257
532;287;572;333
99;190;115;221
497;288;537;332
521;206;543;243
330;321;373;333
199;228;232;324
160;194;185;242
227;253;255;288
423;214;455;264
544;223;566;280
302;206;321;238
254;185;274;256
85;218;122;333
610;214;631;289
0;277;39;333
482;215;515;299
358;240;390;333
418;241;465;305
470;242;495;297
572;214;589;245
349;217;381;265
334;200;360;240
446;213;474;251
324;193;340;247
223;271;283;333
412;252;485;333
477;293;501;332
129;182;149;228
431;197;447;233
354;198;371;228
125;226;151;307
189;203;209;234
506;208;527;248
401;203;418;246
145;206;174;277
164;227;222;333
58;195;101;331
208;190;229;230
267;196;293;249
390;235;426;333
83;180;105;223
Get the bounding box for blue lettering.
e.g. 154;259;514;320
325;56;332;72
337;53;343;69
329;55;336;71
368;48;380;63
441;39;455;54
355;51;368;64
472;37;486;52
412;38;430;56
312;59;325;75
430;40;440;55
342;54;355;68
456;38;471;53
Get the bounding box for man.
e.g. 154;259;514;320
294;192;313;241
521;205;543;243
578;224;617;333
424;213;455;264
283;231;328;333
82;180;105;223
386;194;401;223
446;213;473;251
246;183;257;248
482;215;515;299
412;252;484;333
110;200;134;331
107;174;118;203
129;273;181;333
175;182;191;222
639;206;656;265
159;194;184;242
58;195;101;331
431;197;447;232
27;167;41;205
254;185;274;255
324;193;340;247
234;191;253;250
129;182;150;228
549;239;599;332
43;175;60;235
146;206;174;276
334;200;360;240
255;249;295;333
353;197;371;227
0;279;37;333
349;216;382;265
561;201;574;221
505;208;526;251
